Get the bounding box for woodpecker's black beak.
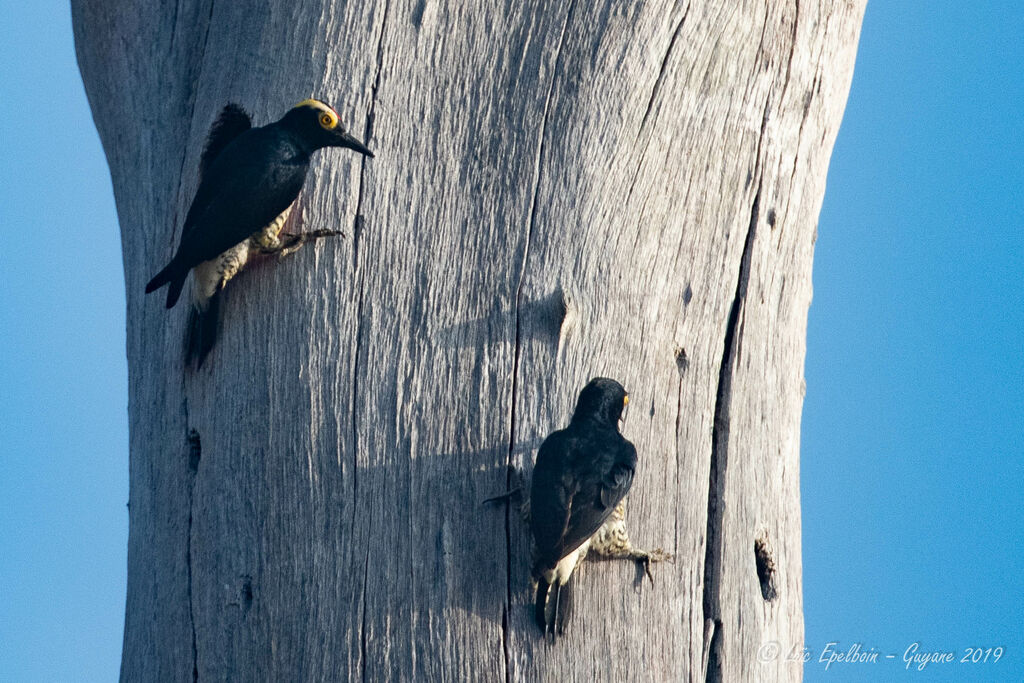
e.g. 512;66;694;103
334;131;374;157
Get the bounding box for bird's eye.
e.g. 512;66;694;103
319;113;335;128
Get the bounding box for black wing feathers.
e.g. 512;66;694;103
146;106;310;301
599;444;636;510
144;259;180;294
531;428;636;571
179;155;305;265
529;432;576;565
199;103;252;180
559;440;635;555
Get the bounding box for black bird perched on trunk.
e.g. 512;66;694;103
529;377;670;638
145;98;373;367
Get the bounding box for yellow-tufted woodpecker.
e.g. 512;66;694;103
144;99;373;367
529;377;671;638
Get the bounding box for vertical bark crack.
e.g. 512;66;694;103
350;0;390;500
349;214;366;502
637;1;691;140
185;428;202;682
780;0;801;101
350;15;388;680
502;3;577;672
703;180;760;683
624;1;691;209
754;535;778;601
500;605;511;683
168;1;180;50
702;95;770;683
501;499;513;683
188;503;198;683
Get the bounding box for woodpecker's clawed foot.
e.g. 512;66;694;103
270;229;345;258
634;548;673;585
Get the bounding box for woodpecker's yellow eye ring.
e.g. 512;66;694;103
319;112;337;129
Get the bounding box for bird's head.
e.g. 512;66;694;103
283;99;374;157
571;377;629;428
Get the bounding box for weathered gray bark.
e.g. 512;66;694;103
73;0;863;680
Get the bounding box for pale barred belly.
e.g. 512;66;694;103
192;204;293;304
535;501;628;585
588;501;630;557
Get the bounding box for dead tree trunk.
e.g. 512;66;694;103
73;1;863;680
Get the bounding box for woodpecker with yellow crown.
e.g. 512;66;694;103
145;99;373;366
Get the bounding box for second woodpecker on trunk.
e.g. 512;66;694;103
144;98;373;367
529;377;671;638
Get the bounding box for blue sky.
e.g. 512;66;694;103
0;2;1020;681
803;3;1023;681
1;3;128;681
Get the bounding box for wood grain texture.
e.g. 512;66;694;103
72;0;864;680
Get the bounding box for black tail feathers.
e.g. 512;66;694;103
144;261;174;293
186;293;221;368
535;577;573;639
534;579;550;634
165;276;186;309
145;260;187;309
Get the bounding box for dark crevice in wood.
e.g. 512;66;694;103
556;286;569;327
754;4;772;73
349;214;366;502
673;372;685;558
241;575;254;611
168;1;180;50
674;347;689;377
350;13;388;676
188;429;202;472
779;1;806;229
703;94;770;683
704;618;723;683
410;0;427;29
623;0;690;218
363;0;390;150
350;0;389;501
511;0;577;353
500;478;513;683
754;536;778;602
347;11;388;676
515;0;576;314
189;520;198;683
501;605;511;683
780;0;800;101
185;426;201;682
501;1;576;667
636;1;691;141
780;1;804;229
